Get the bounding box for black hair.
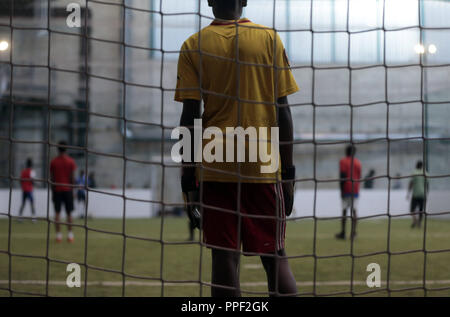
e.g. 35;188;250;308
218;0;239;8
346;145;356;157
26;158;33;168
416;161;423;169
58;140;67;153
208;0;247;12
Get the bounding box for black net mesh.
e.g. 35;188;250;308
0;0;449;297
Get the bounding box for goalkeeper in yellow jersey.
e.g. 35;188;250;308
175;0;298;297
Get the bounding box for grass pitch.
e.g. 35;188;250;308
0;215;449;297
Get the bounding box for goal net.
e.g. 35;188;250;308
0;0;449;297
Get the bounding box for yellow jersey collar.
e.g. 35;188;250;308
210;18;251;26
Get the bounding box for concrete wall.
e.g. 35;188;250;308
0;1;448;202
1;189;448;219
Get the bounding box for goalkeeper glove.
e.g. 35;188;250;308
181;174;201;229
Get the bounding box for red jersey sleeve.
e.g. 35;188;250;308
339;159;346;176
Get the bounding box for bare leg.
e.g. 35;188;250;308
67;214;73;232
211;249;241;297
55;213;61;233
18;202;25;217
410;200;417;228
31;201;36;216
418;209;423;228
30;201;36;222
336;208;347;239
260;249;297;297
351;208;358;239
341;208;347;236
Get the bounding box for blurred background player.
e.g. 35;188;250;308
88;172;96;188
336;145;362;240
18;158;36;222
393;173;402;190
407;161;428;228
176;0;298;297
50;141;77;243
76;170;87;218
363;169;375;189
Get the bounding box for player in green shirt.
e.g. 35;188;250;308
407;161;428;228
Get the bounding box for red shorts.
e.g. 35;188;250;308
201;182;286;255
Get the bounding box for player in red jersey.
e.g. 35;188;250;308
18;158;37;222
336;145;362;240
50;141;77;243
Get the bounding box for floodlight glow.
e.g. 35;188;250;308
0;41;8;51
414;44;425;54
428;44;437;54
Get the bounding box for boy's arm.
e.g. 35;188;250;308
277;96;295;216
50;163;54;192
30;170;36;185
408;180;413;192
277;96;293;169
339;164;346;198
180;99;201;190
406;179;413;199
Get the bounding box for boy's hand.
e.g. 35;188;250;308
281;166;296;217
282;181;294;217
181;174;201;229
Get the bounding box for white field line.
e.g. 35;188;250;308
1;280;450;287
2;233;450;240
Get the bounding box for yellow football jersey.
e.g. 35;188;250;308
175;18;299;183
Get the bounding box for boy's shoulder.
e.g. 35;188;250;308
181;21;276;48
